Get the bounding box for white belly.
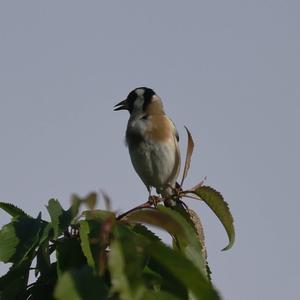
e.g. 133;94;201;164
128;138;178;191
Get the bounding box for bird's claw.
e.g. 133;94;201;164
148;195;162;207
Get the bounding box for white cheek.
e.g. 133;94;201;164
133;97;144;112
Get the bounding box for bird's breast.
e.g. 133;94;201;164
126;115;173;146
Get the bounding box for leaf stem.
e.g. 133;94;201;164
117;201;152;220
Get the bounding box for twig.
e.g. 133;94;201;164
117;201;152;220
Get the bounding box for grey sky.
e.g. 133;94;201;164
0;1;299;299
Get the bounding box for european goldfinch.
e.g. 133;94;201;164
114;87;180;198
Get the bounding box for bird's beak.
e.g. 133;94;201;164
114;99;128;111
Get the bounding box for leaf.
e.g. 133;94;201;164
180;126;194;187
131;223;161;243
35;239;51;277
142;266;163;291
188;209;206;258
56;237;87;276
79;218;113;273
148;242;220;300
72;192;98;210
54;266;108;300
84;192;97;210
0;215;46;264
100;190;112;211
147;254;188;299
143;290;182;300
192;186;235;251
111;225;199;299
82;209;115;221
0;222;19;262
79;220;95;268
0;202;29;218
46;199;64;239
108;236;146;300
25;262;58;300
108;224;159;300
123;205;208;278
46;198;81;239
110;224;219;300
0;260;31;300
188;209;211;280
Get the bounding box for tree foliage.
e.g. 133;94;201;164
0;129;235;299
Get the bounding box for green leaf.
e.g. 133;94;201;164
79;220;95;268
56;237;87;276
0;202;29;218
0;260;31;300
148;242;220;300
0;222;18;262
79;216;115;273
192;186;235;251
26;263;58;300
82;209;115;221
108;229;147;300
124;206;208;278
72;192;98;210
54;267;108;300
131;223;161;243
0;215;46;264
46;199;64;239
35;239;51;277
46;198;81;239
84;192;98;210
111;224;219;300
143;290;182;300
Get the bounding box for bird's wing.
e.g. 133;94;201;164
166;117;181;186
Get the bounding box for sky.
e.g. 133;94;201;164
0;1;299;299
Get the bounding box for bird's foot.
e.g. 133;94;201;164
148;195;162;207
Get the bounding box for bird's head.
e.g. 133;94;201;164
114;87;164;116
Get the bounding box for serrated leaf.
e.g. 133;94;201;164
192;186;235;251
188;209;206;258
123;205;208;278
54;266;108;300
0;215;46;264
131;223;161;243
0;202;29;218
180;126;194;186
188;209;211;281
0;222;19;262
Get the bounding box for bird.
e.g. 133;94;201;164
114;87;181;200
